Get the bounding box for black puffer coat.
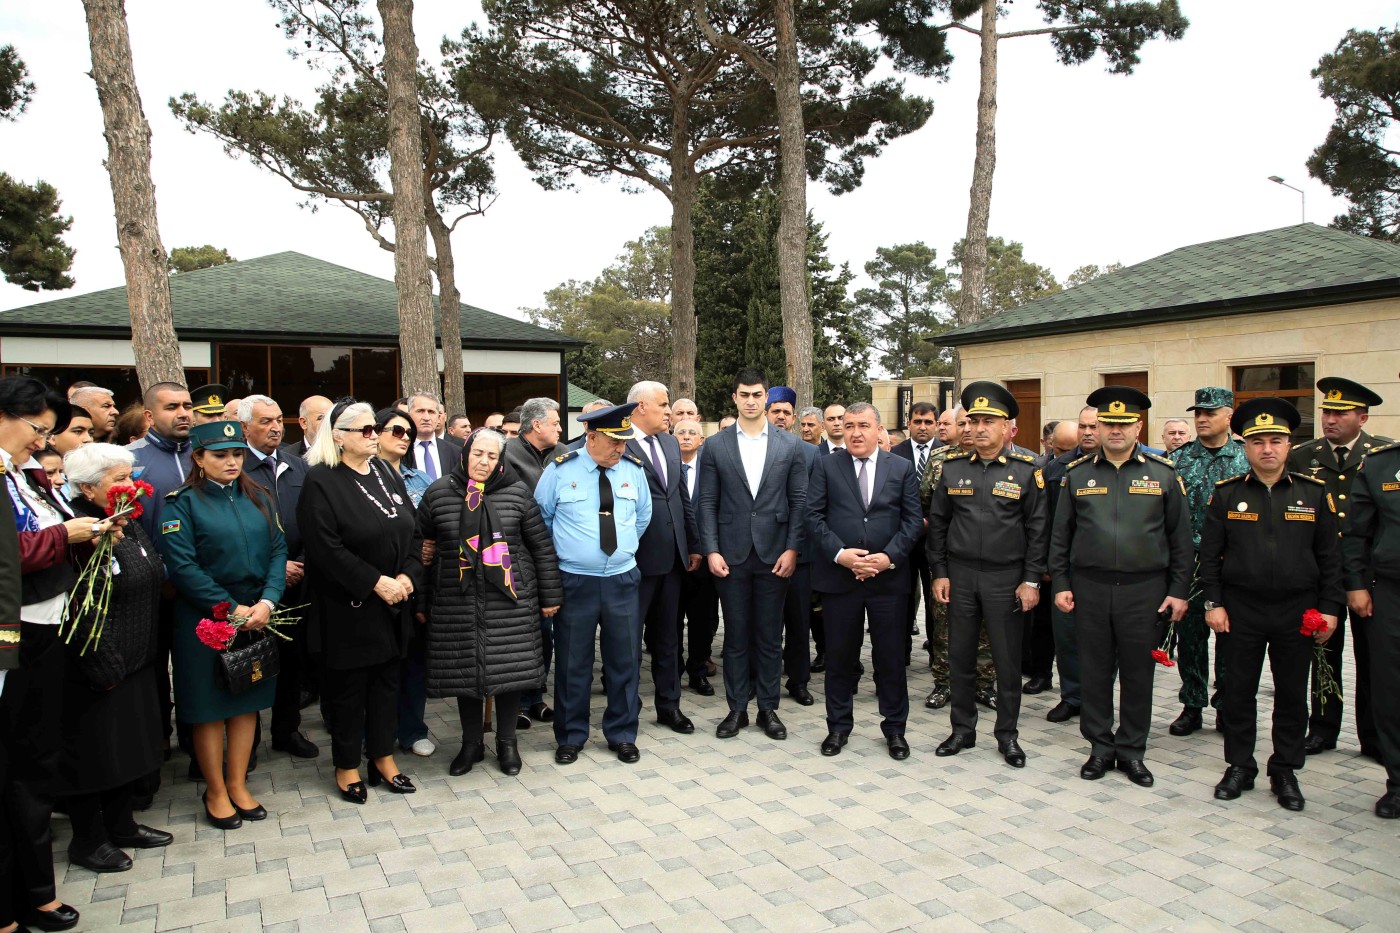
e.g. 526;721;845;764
418;471;563;698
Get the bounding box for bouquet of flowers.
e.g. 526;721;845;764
1301;608;1341;712
62;480;154;654
195;600;303;650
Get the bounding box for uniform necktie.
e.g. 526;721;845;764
420;440;438;480
857;457;871;510
1336;445;1349;468
598;466;617;555
646;434;666;491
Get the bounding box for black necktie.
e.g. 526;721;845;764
1336;445;1349;467
598;467;617;556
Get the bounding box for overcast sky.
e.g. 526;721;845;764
2;1;1394;362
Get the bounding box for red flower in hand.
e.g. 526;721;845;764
1151;649;1176;667
211;601;232;622
195;618;238;651
1300;608;1327;637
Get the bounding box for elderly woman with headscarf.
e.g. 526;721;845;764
58;443;170;872
418;429;562;776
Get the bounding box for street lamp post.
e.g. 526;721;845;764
1268;175;1305;223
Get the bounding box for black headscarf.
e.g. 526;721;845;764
452;429;518;600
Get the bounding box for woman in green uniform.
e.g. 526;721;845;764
157;421;286;830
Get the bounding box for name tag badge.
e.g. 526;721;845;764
1284;512;1316;522
1383;482;1400;492
992;481;1021;500
947;488;974;496
1075;487;1108;497
1227;511;1259;522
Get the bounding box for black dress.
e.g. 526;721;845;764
59;500;164;795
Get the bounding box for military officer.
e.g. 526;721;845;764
928;382;1048;768
1342;430;1400;818
1289;376;1388;758
1201;399;1342;812
1049;386;1192;787
1168;386;1249;737
190;384;231;425
534;403;653;765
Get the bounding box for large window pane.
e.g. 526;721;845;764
1232;362;1316;441
217;344;268;399
270;346;351;416
1;365;209;410
352;348;400;409
463;374;561;426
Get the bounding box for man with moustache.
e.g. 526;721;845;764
674;417;719;695
766;387;819;706
798;407;824;447
1161;418;1191;453
671;398;700;429
70;385;118;442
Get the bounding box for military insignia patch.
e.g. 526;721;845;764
223;423;236;437
1129;479;1162;496
992;481;1022;500
1034;470;1044;489
161;520;181;534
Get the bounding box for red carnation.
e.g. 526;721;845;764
104;482;147;520
1152;649;1176;667
195;618;238;651
211;601;232;622
1300;609;1327;637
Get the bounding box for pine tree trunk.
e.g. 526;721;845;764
668;112;698;402
955;0;999;384
378;0;438;400
427;207;466;418
772;0;813;409
82;0;183;390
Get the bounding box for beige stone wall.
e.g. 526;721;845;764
869;376;956;428
955;296;1400;441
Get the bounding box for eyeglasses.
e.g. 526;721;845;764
377;424;411;439
350;425;380;438
17;416;53;440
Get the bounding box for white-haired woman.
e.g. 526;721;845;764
60;444;171;872
297;400;423;803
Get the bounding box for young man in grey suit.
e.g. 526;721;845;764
696;368;809;740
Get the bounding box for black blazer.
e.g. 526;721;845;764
243;448;309;558
807;448;922;596
696;425;808;565
627;431;699;575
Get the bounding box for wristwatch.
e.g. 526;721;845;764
1023;581;1040;589
1203;600;1220;611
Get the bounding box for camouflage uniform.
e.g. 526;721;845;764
1169;432;1248;710
921;447;996;692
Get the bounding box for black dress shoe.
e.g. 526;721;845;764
1168;706;1203;736
1022;675;1052;695
1375;790;1400;819
367;763;416;793
529;702;555;722
298;687;319;710
810;652;826;673
716;710;749;738
109;825;173;849
1046;701;1080;723
450;742;485;776
757;710;787;740
272;731;320;758
608;741;641;763
1117;758;1155;787
1080;754;1113;780
516;713;533;731
24;904;79;931
1214;766;1255;800
68;841;133;873
999;739;1026;768
555;744;581;765
203;795;243;831
1270;771;1305;811
787;684;814;706
497;739;522;775
688;675;715;697
935;733;975;757
1304;734;1337;754
975;688;997;711
233;802;267;821
925;685;950;710
337;780;368;804
820;732;849;756
887;735;910;760
656;708;696;734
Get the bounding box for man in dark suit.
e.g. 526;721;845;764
240;395;318;759
890;402;940;665
766;387;818;706
697;367;808;740
819;404;847;455
807;402;922;759
408;392;462;483
674;417;718;694
626;381;701;734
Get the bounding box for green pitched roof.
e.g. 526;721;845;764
941;224;1400;346
0;251;583;349
567;381;603;408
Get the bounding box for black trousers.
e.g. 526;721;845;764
905;543;932;663
271;581;308;741
1218;590;1312;776
1075;573;1167;761
639;562;684;713
322;658;399;770
821;579;910;737
1309;609;1377;750
810;595;825;656
717;553;791;713
1023;596;1055;679
948;564;1024;744
67;784;138;854
680;565;718;680
458;693;520;744
1369;576;1400;793
782;563;812;689
2;623;63;913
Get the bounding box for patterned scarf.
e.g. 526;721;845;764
454;430;518;601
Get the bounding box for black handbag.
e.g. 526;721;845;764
216;629;280;695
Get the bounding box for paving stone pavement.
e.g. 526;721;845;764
51;629;1400;932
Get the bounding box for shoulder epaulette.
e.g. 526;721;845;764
552;450;579;465
1292;437;1323;450
1143;450;1176;468
1215;472;1247;487
1290;472;1326;486
944;449;973;461
1363;439;1400;456
1007;451;1037;464
1064;454;1093;471
623;454;645;467
165;487;185;499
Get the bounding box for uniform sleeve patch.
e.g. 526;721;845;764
161;519;181;534
1034;470;1044;489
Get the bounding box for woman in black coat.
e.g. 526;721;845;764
297;400;423;803
418;429;562;776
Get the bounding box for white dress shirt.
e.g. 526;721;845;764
734;421;769;498
644;433;668;488
417;436;443;480
681;454;699;500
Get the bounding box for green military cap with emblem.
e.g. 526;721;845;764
1317;377;1383;411
1087;385;1151;424
1231;397;1299;437
1187;386;1234;411
191;384;231;415
578;401;639;440
961;381;1019;419
190;419;247;451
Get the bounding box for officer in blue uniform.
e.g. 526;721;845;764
534;403;653;765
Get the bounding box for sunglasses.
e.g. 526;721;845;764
377;424;411;439
350;425;380;438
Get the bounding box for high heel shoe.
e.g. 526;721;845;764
450;742;484;776
496;739;522;776
366;762;416;794
203;793;243;831
336;779;367;804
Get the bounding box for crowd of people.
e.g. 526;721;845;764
0;365;1397;933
